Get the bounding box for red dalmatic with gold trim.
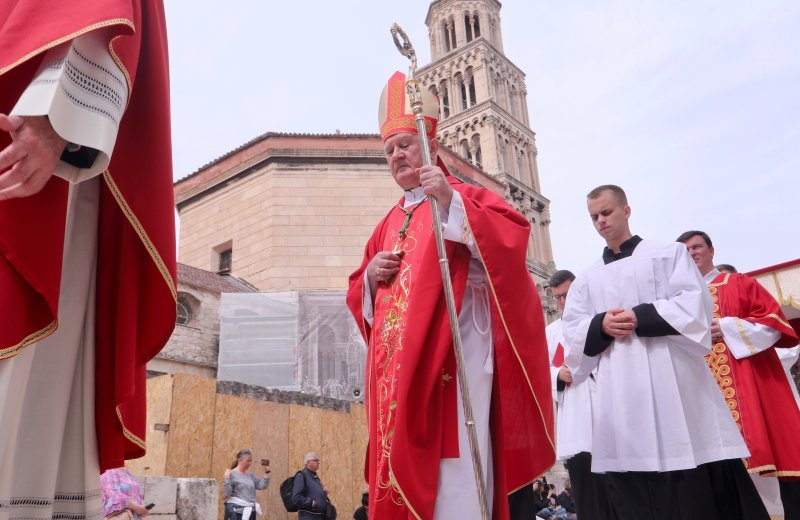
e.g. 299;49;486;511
706;272;800;476
0;0;176;470
347;172;555;520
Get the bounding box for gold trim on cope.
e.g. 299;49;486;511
469;217;556;453
708;273;731;288
0;19;134;76
0;320;58;360
734;318;758;355
116;406;146;450
101;171;177;301
748;464;777;475
762;469;800;477
388;461;422;520
767;312;792;330
108;33;133;104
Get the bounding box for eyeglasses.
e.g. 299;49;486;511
552;294;568;301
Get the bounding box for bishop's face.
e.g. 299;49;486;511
587;190;631;246
683;235;715;275
383;132;438;190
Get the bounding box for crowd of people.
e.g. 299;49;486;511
510;477;578;520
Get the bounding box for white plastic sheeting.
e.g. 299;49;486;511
218;291;366;401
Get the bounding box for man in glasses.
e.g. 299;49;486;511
547;270;612;519
293;452;330;520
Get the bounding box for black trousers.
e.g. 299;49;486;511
508;482;536;520
565;452;616;520
780;478;800;520
603;459;769;520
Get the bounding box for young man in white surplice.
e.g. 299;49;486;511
561;184;768;520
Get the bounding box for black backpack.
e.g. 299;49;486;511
280;471;303;512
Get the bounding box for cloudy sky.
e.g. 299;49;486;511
166;1;799;274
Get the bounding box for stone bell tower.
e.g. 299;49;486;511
417;0;557;317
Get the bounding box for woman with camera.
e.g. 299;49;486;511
222;449;270;520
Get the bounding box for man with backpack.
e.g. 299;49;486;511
287;452;330;519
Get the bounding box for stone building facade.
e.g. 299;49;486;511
148;263;255;378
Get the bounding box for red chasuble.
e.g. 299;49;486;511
706;272;800;476
0;0;176;470
346;170;555;520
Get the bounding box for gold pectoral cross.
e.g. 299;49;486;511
392;197;427;254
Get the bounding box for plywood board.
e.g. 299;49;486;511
166;373;217;478
127;375;173;476
253;399;290;520
349;403;369;509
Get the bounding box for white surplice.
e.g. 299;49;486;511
362;187;494;518
546;318;594;460
562;240;748;473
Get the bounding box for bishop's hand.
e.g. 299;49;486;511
366;251;404;298
418;165;453;209
0;114;66;201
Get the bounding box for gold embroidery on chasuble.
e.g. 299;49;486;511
371;203;429;507
705;284;744;439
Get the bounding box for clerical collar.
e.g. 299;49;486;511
602;235;643;264
704;268;721;283
403;186;426;207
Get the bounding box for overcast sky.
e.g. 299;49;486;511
166;1;799;274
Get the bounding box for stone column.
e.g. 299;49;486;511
469;14;476;41
497;134;506;173
484;60;493;102
520;86;531;126
540;208;555;264
465;69;474;107
452;74;461;112
529;144;542;192
494;14;505;52
454;11;466;47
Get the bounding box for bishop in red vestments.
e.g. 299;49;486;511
346;71;554;520
679;231;800;517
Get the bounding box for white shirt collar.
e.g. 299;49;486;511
403;185;426;207
704;268;721;283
